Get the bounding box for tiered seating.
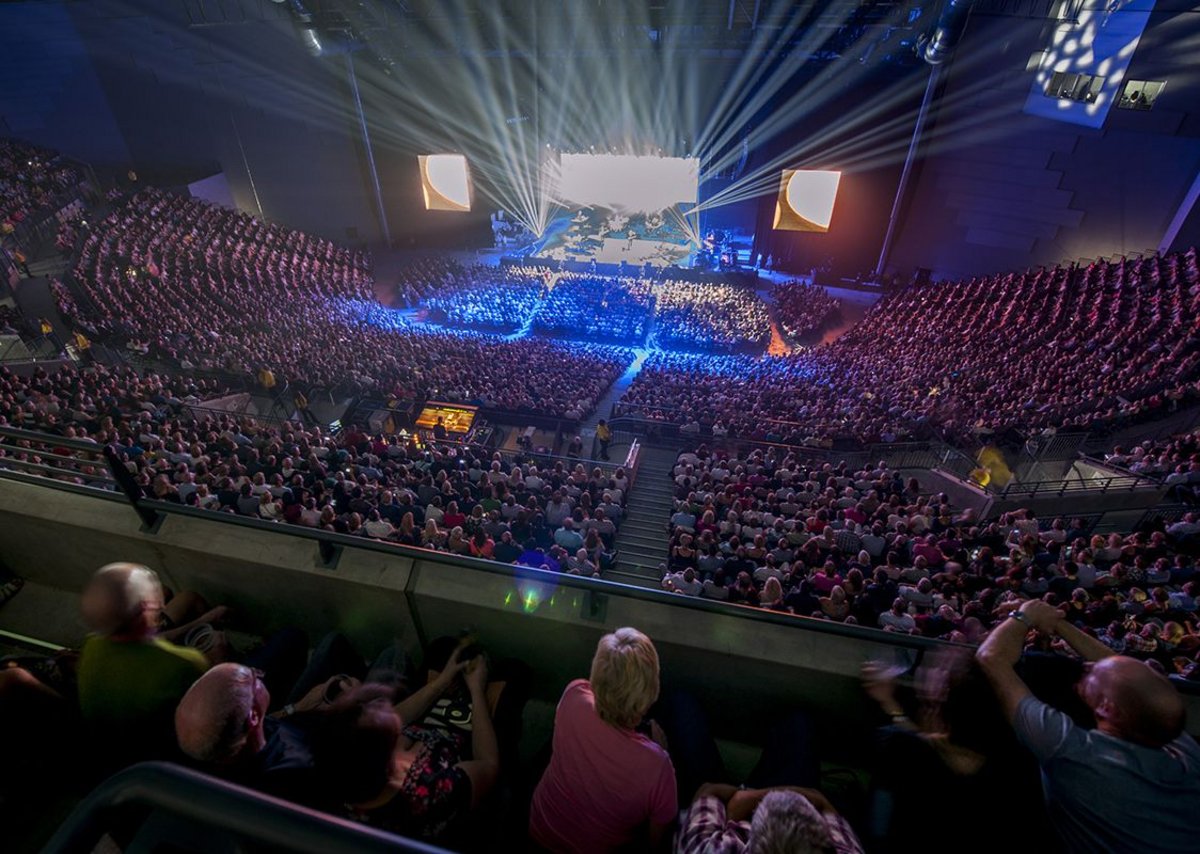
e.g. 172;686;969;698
0;138;85;233
63;190;631;418
616;249;1200;445
664;442;1200;664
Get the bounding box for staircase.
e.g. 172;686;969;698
608;446;679;589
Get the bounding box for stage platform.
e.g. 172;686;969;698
537;235;692;267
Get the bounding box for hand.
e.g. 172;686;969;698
294;674;361;713
464;655;488;695
1019;599;1063;633
727;788;769;822
437;642;474;685
199;605;231;626
861;662;898;707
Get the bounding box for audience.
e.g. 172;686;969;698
532;273;653;343
617;249;1200;445
424;265;546;332
772;279;842;341
6;156;1200;850
529;627;677;853
658;442;1200;679
0;138;85;234
977;599;1200;853
63;190;630;418
654;279;771;353
76;562;211;763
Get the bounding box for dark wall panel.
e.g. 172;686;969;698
41;0;383;243
0;1;130;167
890;10;1200;280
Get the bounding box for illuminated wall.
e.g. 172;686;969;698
890;5;1200;280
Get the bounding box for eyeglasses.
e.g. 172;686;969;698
235;665;265;686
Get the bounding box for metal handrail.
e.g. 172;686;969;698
43;761;446;854
126;494;952;650
0;426;118;487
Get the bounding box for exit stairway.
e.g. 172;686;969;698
606;446;680;589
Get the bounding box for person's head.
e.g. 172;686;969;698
589;627;660;729
175;663;270;764
748;790;836;854
313;684;402;805
1078;655;1186;748
80;562;163;639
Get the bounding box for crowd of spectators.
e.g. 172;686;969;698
0;138;85;235
617;249;1200;446
62;190;631;419
653;280;771;353
660;443;1200;682
422;265;546;332
1104;425;1200;503
532;273;653;343
615;352;877;447
0;361;631;576
772;279;841;341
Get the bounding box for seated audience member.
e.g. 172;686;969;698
175;662;357;807
312;644;502;844
76;562;210;762
529;627;677;853
861;650;1035;853
677;788;862;854
976;600;1200;853
674;696;861;853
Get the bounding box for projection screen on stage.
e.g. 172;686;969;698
556;153;699;212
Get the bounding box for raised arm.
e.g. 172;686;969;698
975;603;1039;723
394;645;469;725
1051;618;1115;662
457;656;500;808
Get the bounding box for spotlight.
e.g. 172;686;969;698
918;0;973;65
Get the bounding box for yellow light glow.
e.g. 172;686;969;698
773;169;841;233
420;154;472;212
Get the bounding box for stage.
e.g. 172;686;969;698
536;235;694;266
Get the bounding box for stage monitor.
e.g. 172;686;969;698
419;154;473;212
773;169;841;233
557;153;698;213
414;402;477;434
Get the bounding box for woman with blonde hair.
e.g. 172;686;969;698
530;627;676;852
421;518;445;550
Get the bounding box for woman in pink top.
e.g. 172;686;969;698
529;627;677;852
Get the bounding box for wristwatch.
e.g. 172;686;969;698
1010;610;1031;627
280;703;296;718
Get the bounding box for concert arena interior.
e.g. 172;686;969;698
4;1;1200;852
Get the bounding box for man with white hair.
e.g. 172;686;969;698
76;562;209;760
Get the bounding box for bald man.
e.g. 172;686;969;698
175;663;342;807
77;563;209;763
977;600;1200;853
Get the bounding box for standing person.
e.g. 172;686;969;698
529;628;677;853
596;419;612;461
976;600;1200;853
13;248;31;276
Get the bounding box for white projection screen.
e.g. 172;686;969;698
420;154;473;212
556;153;699;212
773;169;842;233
